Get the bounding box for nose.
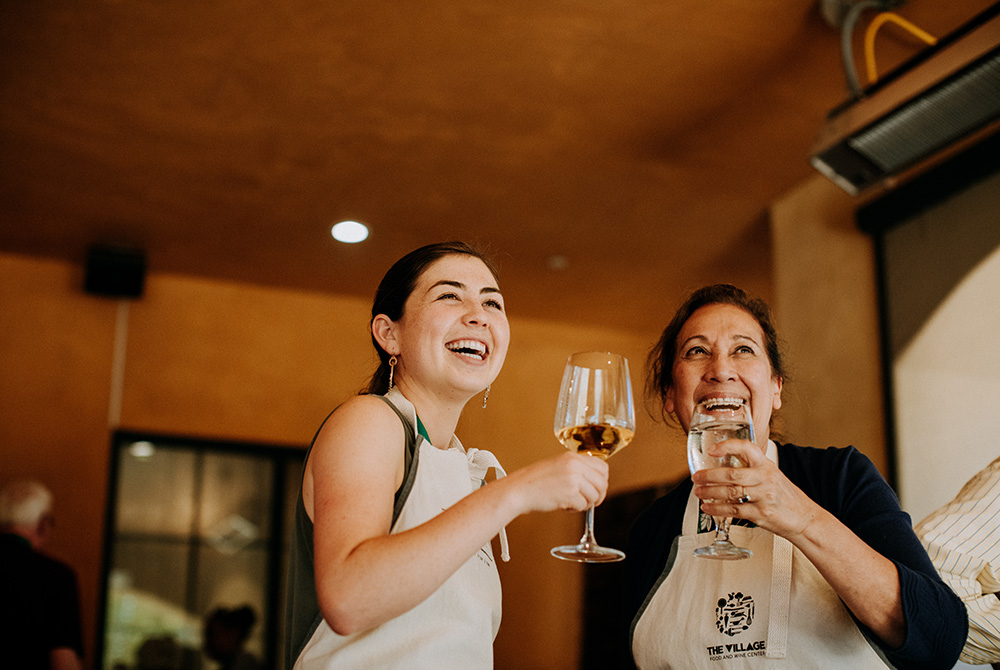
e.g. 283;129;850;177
464;300;490;328
705;353;736;382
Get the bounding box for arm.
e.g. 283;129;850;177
778;499;905;642
915;457;1000;664
47;558;84;670
307;395;609;635
917;540;1000;664
957;590;1000;663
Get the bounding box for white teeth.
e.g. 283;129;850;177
703;397;745;409
446;339;487;359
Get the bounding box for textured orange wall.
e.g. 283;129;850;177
770;174;888;474
1;251;684;670
0;254;117;664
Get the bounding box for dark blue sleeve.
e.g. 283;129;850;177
780;444;968;670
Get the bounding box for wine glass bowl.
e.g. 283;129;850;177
555;423;634;461
550;351;635;563
687;399;754;560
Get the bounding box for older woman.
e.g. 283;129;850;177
624;284;966;669
286;241;609;669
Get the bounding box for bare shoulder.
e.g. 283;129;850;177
312;394;407;465
329;394;400;432
304;394;408;519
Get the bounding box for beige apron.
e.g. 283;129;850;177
632;444;890;669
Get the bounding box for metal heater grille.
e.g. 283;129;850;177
849;50;1000;173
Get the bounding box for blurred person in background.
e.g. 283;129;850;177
203;604;261;670
0;478;84;670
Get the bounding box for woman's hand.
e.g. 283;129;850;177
502;452;609;516
691;437;819;539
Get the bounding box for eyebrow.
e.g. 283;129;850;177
679;333;761;349
428;279;502;295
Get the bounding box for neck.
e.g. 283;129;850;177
393;379;467;448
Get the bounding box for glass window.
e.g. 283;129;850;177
98;433;303;670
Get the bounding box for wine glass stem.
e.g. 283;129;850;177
579;506;599;547
715;516;732;543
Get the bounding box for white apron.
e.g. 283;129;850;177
631;443;890;669
294;389;506;669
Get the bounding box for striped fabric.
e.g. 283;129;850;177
915;456;1000;665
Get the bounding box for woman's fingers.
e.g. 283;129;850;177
566;452;609;508
511;452;609;513
706;437;761;466
695;459;820;538
693;442;768;519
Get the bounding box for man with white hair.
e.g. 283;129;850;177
0;478;84;670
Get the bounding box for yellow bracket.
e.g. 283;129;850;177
864;11;938;84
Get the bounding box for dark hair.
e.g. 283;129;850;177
206;605;257;641
647;284;786;419
364;241;500;395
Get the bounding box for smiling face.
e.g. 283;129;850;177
664;303;782;445
374;253;510;404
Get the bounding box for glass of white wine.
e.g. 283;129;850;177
687;399;754;560
550;351;635;563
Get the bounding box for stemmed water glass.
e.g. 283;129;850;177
550;351;635;563
687;399;754;560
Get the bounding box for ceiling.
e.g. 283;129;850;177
1;0;993;332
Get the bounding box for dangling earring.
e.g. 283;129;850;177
388;355;397;390
482;384;491;409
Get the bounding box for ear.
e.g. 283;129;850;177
771;375;783;411
664;385;676;416
372;314;400;356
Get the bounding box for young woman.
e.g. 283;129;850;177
624;283;967;669
286;241;608;669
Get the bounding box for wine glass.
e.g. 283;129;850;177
687;399;754;560
550;351;635;563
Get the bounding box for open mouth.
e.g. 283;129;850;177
701;396;746;411
446;339;488;361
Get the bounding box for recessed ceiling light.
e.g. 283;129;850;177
331;220;369;243
547;254;569;271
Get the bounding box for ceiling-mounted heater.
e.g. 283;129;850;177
810;3;1000;196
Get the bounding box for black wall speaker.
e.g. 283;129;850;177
84;246;147;298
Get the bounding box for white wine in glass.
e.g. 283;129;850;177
550;351;635;563
687;399;753;560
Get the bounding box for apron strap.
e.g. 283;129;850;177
766;534;793;658
763;440;791;659
466;447;510;562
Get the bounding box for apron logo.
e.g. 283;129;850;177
716;592;754;636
